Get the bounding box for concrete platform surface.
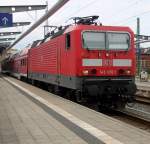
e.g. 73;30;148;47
136;80;150;87
0;77;88;144
3;76;150;144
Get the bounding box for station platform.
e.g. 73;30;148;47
136;80;150;87
0;76;87;144
1;75;150;144
136;78;150;85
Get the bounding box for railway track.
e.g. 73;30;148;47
136;83;150;104
125;106;150;122
136;95;150;104
82;100;150;132
110;108;150;132
105;97;150;132
81;93;150;132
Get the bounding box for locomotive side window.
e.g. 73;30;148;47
82;32;105;50
108;33;130;50
66;33;71;49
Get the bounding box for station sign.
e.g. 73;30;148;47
0;13;13;27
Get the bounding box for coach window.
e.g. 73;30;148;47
66;33;71;49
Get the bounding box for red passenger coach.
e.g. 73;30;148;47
7;48;28;79
27;16;136;108
17;48;28;79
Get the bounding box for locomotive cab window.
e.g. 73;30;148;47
108;33;130;50
66;33;71;49
82;31;105;50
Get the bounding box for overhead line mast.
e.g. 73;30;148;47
136;17;141;75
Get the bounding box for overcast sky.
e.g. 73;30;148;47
0;0;150;49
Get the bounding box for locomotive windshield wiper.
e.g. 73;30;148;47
84;43;90;51
85;44;90;51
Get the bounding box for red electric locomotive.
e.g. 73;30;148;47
28;16;136;108
2;16;137;108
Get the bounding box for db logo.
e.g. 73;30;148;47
103;59;112;66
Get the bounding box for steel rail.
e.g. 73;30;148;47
135;95;150;104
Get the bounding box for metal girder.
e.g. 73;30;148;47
0;38;15;41
135;34;150;41
0;22;31;28
0;5;47;13
8;0;70;49
0;32;21;36
0;42;11;48
0;42;11;45
135;40;150;44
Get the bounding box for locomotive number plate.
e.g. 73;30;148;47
99;70;116;75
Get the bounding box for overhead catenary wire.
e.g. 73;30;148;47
114;9;150;25
109;0;142;21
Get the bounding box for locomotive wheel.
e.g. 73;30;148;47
65;91;71;100
31;79;35;85
75;91;84;103
54;86;60;95
97;103;109;112
48;85;54;93
36;81;41;87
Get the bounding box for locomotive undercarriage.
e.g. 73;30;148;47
79;76;137;109
24;74;136;109
47;76;137;109
32;75;137;109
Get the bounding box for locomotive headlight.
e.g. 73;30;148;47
118;69;131;75
126;70;131;74
82;70;89;75
106;53;109;57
